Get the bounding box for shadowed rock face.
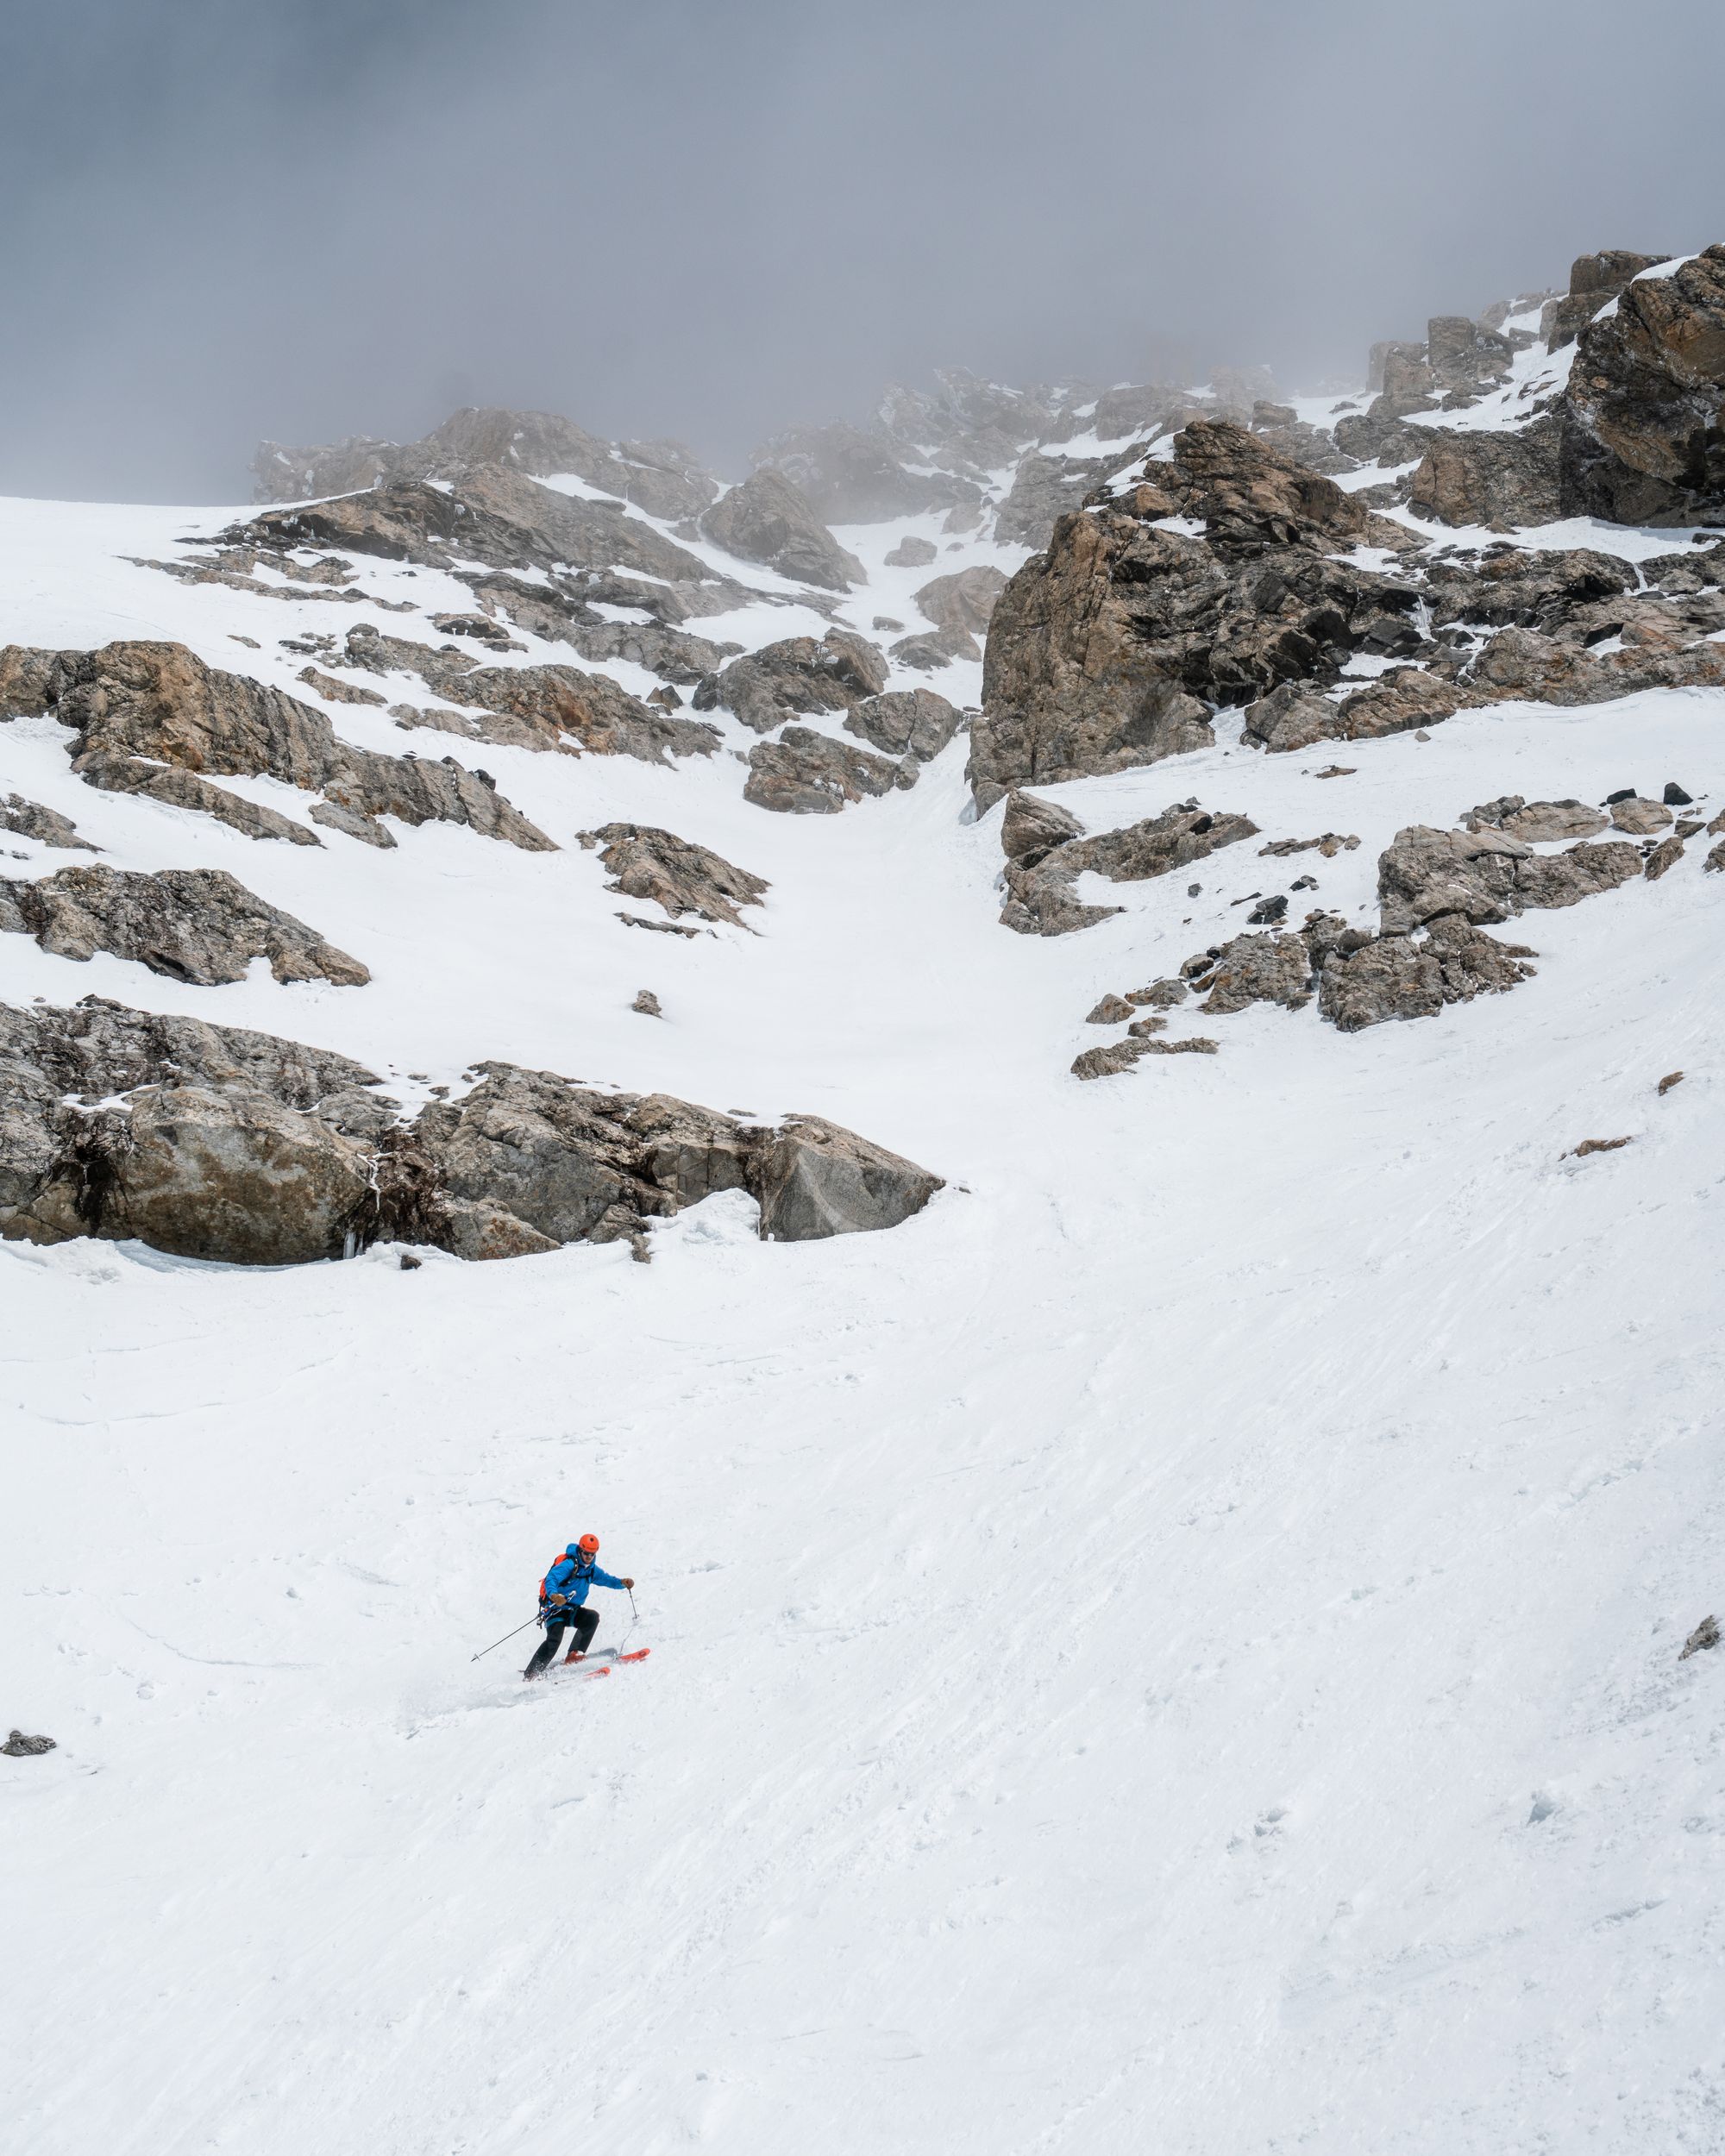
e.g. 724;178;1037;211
0;866;368;986
1376;826;1641;936
9;640;555;853
699;468;864;591
0;796;97;850
1559;245;1725;524
0;1000;942;1264
1545;250;1672;355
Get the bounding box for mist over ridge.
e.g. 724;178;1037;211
3;0;1722;499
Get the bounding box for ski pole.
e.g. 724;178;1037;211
470;1614;542;1662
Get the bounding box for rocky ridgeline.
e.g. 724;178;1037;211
0;998;943;1267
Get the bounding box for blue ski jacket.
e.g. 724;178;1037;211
540;1548;627;1613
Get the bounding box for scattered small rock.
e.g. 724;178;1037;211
1313;765;1357;780
1246;893;1289;925
1664;781;1694;805
1609;796;1673;836
1571;1136;1633;1157
399;1251;423;1270
1126;980;1189;1008
1644;833;1687;881
631;990;662;1018
1126;1014;1167;1038
1657;1070;1684;1095
1680;1615;1721;1661
1085;994;1135;1025
2;1730;55;1756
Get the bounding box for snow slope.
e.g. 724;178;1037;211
4;479;1725;2154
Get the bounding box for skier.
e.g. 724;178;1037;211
524;1534;635;1680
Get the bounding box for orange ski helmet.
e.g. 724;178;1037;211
577;1533;600;1555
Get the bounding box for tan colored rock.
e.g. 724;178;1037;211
1609;795;1673;836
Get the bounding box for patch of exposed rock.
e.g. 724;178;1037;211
0;866;368;986
0;998;943;1263
912;567;1008;661
580;824;768;929
1317;916;1537;1031
1;796;98;850
1545;250;1672;354
1460;795;1608;843
1559;246;1725;524
332;624;718;763
743;727;917;815
694;631;888;733
8;641;554;852
227;466;716;589
699;468;864;591
1000;800;1259;937
1407;417;1564;530
844;687;960;761
1375;824;1642;936
252;405;720;523
1244;668;1469;753
972;422;1428;807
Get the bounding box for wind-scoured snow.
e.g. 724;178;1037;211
4;475;1725;2154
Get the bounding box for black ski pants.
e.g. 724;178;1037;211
524;1605;599;1678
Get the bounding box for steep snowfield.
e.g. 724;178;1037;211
5;484;1725;2153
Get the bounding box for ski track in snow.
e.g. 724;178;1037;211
3;472;1725;2154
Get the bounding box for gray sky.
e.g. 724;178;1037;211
3;0;1722;501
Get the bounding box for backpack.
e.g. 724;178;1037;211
539;1551;591;1603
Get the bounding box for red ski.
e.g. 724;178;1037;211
561;1647;651;1681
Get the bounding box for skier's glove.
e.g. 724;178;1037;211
548;1593;568;1606
621;1577;635;1590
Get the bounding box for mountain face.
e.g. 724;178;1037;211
6;248;1725;2154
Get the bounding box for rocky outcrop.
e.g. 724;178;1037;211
844;687;960;761
1243;668;1467;753
580;824;768;929
699;469;864;590
228;466;714;587
252;405;719;523
1465;624;1725;706
0;866;368;986
743;727;916;814
1317;917;1537;1031
1000;802;1258;936
10;641;554;852
1545;251;1672;354
0;998;942;1263
78;753;323;847
1407;417;1563;529
749;1116;944;1240
913;567;1009;660
1187;931;1314;1013
1375;825;1641;936
1461;796;1608;843
1423;548;1635;632
694;631;888;733
971;422;1429;808
0;796;97;849
885;536;938;567
332;624;719;764
1559;247;1725;523
1000;789;1084;868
